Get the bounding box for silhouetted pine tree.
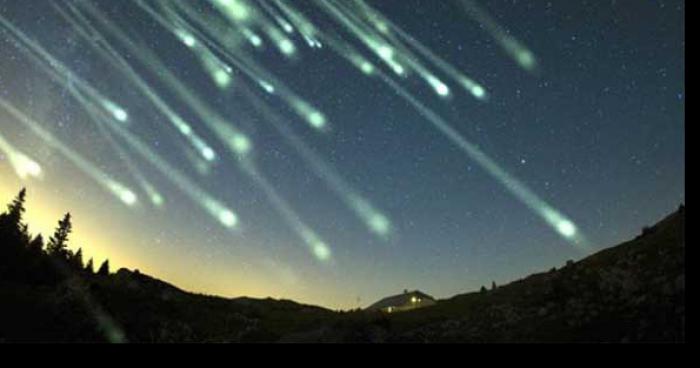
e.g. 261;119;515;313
71;248;84;270
85;258;94;274
18;223;30;244
5;188;26;225
491;281;497;290
97;259;109;276
0;188;28;244
47;213;72;259
28;234;44;253
0;189;30;274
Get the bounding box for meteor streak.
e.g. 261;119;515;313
55;1;219;164
457;0;539;73
72;86;165;208
137;0;328;133
87;101;240;229
0;98;139;207
212;0;253;24
0;0;594;269
134;0;235;90
77;2;335;257
0;131;43;180
0;13;131;126
350;0;488;100
75;0;253;160
375;70;586;248
239;85;393;239
330;0;453;99
318;30;377;77
315;0;408;78
240;159;333;263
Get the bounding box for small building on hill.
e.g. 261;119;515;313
366;290;436;313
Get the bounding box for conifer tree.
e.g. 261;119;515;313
18;223;30;244
0;189;30;256
72;248;84;270
28;234;44;253
97;259;110;276
0;188;27;237
47;213;72;259
6;188;27;225
85;258;94;274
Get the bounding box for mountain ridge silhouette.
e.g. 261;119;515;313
0;189;685;342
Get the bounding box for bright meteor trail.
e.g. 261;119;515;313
57;1;219;164
239;84;392;240
457;0;539;74
0;14;130;126
78;93;240;229
73;86;165;208
0;0;682;312
374;69;586;248
0;97;139;207
73;1;336;255
0;131;43;181
8;0;579;245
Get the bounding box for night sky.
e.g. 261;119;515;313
0;0;684;309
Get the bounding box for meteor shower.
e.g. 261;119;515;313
0;0;684;343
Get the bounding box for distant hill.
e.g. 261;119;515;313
282;206;685;342
0;189;685;342
344;206;684;342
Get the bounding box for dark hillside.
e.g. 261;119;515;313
0;189;685;342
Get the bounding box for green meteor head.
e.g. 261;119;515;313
205;199;239;228
312;241;332;261
278;39;296;56
259;80;275;94
102;100;129;123
471;85;486;100
360;61;375;75
308;111;327;130
516;49;537;71
119;189;138;206
10;152;43;179
176;29;197;48
178;123;193;136
213;69;232;88
151;193;165;207
232;134;252;155
218;209;238;228
215;0;252;22
556;219;577;239
428;76;450;97
201;146;217;162
107;180;138;207
377;45;394;60
113;109;128;122
369;213;391;237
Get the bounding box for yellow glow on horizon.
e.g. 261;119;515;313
0;176;354;310
0;180;130;271
0;180;304;302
